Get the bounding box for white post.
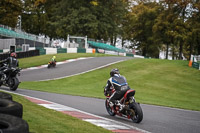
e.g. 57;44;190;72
85;36;88;48
66;34;70;48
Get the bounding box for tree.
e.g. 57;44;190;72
124;1;162;57
22;0;47;35
185;0;200;59
0;0;22;28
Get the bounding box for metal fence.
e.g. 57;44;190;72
0;24;50;45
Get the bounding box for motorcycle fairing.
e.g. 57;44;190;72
124;90;135;99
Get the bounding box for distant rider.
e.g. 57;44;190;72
51;56;56;63
104;68;132;111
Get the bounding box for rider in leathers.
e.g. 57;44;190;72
0;52;19;80
104;68;132;111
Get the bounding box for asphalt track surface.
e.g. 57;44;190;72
19;56;132;81
1;56;200;133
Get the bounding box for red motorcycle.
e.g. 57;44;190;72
104;87;143;123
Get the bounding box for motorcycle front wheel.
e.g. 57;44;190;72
130;102;143;123
9;77;19;91
105;100;116;116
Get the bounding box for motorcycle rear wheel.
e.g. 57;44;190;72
9;77;19;91
130;103;143;123
105;100;116;116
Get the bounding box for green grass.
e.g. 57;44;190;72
20;58;200;111
0;92;111;133
18;53;114;68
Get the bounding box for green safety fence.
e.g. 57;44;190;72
0;50;3;53
77;48;86;53
57;48;67;53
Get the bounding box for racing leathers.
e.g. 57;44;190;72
104;74;130;110
0;57;19;79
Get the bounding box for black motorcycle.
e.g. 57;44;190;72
0;63;21;91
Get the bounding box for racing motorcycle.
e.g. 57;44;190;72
47;61;56;68
104;87;143;123
0;63;21;91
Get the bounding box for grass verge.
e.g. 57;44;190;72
20;58;200;111
0;91;111;133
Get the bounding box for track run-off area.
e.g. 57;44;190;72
1;56;200;133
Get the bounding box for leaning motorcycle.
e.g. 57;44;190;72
47;61;56;68
0;64;21;91
104;87;143;123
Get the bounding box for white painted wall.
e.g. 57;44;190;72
45;47;57;54
67;48;77;53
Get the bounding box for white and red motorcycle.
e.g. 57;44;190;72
104;87;143;123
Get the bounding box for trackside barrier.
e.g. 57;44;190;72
44;47;57;54
126;53;134;57
189;55;200;70
29;47;36;50
16;48;22;52
119;53;126;56
57;48;67;53
192;62;200;70
77;48;86;53
17;50;40;58
134;55;145;58
0;50;3;53
67;48;77;53
0;50;39;60
0;53;9;60
36;47;46;55
1;47;140;59
86;48;93;53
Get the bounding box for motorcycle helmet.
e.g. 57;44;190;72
10;52;17;58
53;56;56;59
110;68;120;77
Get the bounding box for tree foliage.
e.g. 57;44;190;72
0;0;22;28
1;0;200;59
